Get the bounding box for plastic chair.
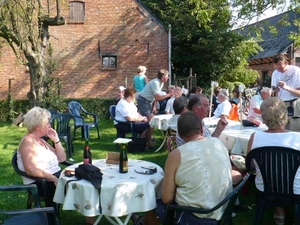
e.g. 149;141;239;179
50;113;75;158
11;152;73;211
0;184;59;225
109;105;136;138
67;101;100;140
246;146;300;225
164;173;250;225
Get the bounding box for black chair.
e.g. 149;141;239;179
0;184;59;225
164;173;250;225
11;152;73;211
109;105;136;138
50;113;75;158
67;101;100;140
246;146;300;225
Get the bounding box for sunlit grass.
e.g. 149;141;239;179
0;120;287;224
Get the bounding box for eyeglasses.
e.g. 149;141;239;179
196;103;210;109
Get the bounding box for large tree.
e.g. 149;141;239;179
0;0;65;107
142;0;261;87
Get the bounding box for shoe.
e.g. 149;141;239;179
273;213;285;225
131;213;145;225
151;137;157;142
233;203;252;212
144;146;156;152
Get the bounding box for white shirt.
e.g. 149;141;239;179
271;65;300;101
165;97;175;114
114;99;138;124
251;131;300;194
213;100;232;118
247;94;263;121
176;138;232;220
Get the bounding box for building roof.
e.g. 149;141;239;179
238;9;300;65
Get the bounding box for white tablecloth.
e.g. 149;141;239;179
219;126;267;156
149;114;174;131
53;159;164;218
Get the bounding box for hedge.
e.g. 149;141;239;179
0;98;116;123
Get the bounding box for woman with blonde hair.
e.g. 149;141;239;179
133;65;148;97
247;97;300;225
17;107;66;199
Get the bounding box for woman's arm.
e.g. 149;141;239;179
246;133;255;155
162;149;180;204
46;127;67;162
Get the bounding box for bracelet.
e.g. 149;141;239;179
55;140;61;144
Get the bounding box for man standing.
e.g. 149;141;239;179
137;69;173;120
271;54;300;131
247;87;272;126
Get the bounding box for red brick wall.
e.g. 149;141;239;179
0;0;169;100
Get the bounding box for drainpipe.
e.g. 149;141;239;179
168;24;172;85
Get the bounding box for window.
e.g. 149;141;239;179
69;1;85;23
102;55;117;69
296;57;300;63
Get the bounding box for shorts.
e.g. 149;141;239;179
156;199;218;225
137;95;153;117
115;122;149;134
284;99;300;131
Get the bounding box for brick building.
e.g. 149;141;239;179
240;9;300;87
0;0;169;100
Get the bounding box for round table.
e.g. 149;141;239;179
53;159;164;225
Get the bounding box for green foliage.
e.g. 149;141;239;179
142;0;261;88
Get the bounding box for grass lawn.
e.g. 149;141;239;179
0;119;293;224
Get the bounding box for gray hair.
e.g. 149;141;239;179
23;107;51;132
261;87;272;94
261;97;288;129
219;89;229;99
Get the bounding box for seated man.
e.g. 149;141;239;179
137;112;233;225
213;89;232;120
165;86;182;114
246;87;272;126
114;87;153;149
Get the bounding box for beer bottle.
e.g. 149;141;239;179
119;143;128;173
83;139;92;164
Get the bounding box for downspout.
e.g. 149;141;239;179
168;24;172;85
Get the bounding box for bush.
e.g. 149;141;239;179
0;98;115;123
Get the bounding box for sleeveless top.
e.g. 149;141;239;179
133;74;146;92
251;131;300;194
176;137;232;220
17;137;61;184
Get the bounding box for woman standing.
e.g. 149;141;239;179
133;66;148;98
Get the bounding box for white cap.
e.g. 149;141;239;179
119;86;126;91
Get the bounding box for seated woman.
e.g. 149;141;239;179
114;87;153;149
247;97;300;225
17;107;66;201
135;111;232;225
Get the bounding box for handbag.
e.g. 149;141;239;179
75;164;103;189
128;137;146;153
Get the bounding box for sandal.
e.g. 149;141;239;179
131;213;145;225
274;214;285;225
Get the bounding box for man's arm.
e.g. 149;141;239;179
154;93;172;102
162;149;180;204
